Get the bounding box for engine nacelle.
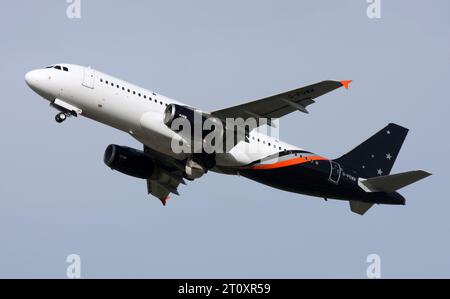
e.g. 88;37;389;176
104;144;155;179
163;104;224;149
163;104;202;130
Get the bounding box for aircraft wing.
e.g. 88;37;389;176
211;80;351;126
146;176;184;206
143;146;187;205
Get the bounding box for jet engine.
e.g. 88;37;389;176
163;103;224;146
164;104;202;130
103;144;155;179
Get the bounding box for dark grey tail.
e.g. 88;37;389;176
335;123;409;178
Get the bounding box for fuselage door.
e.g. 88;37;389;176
329;161;341;184
82;67;95;89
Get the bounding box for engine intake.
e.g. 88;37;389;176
104;144;155;179
163;104;204;130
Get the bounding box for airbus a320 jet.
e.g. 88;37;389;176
25;64;431;215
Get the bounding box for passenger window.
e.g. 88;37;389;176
63;67;68;72
55;66;62;70
138;93;141;97
106;80;109;84
133;91;136;95
144;95;146;99
127;89;130;93
100;78;103;82
122;87;125;91
116;85;119;88
111;82;114;86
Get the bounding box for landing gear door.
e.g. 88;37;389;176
329;161;341;184
82;67;95;89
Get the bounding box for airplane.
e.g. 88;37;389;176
25;63;431;215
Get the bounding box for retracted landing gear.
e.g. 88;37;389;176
55;112;68;123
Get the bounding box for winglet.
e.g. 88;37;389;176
340;80;353;90
160;196;170;206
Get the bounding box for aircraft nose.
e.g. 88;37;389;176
25;69;54;100
25;70;39;88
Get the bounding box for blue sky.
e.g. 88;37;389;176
0;0;449;278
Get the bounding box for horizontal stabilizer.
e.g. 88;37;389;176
350;201;374;215
358;170;431;193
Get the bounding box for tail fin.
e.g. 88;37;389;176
335;123;409;178
358;170;431;193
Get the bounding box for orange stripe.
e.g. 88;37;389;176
250;156;328;170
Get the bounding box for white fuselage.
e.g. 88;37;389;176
25;64;303;171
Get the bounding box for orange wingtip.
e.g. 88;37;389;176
340;80;353;90
161;196;170;206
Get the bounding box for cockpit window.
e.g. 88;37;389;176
48;65;69;72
